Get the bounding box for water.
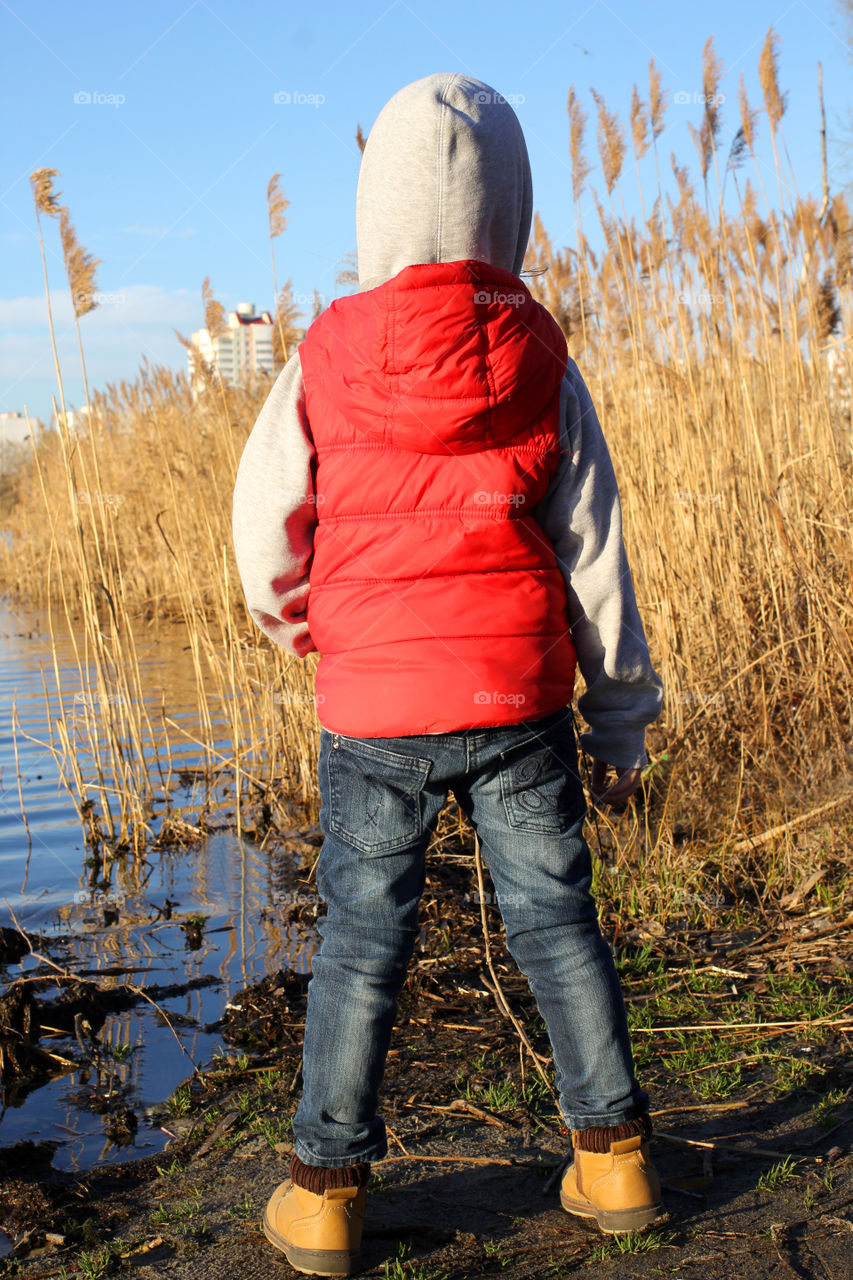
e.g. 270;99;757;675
0;600;318;1171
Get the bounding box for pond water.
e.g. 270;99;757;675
0;600;317;1172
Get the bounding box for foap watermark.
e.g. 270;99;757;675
464;889;525;908
474;691;526;707
674;690;726;708
84;290;126;308
292;290;330;309
674;490;725;506
273;90;325;107
73;90;126;107
473;289;526;307
76;491;125;508
74;888;127;907
472;90;525;108
473;490;526;507
672;90;725;107
277;691;326;707
678;289;726;308
272;890;321;906
673;889;727;908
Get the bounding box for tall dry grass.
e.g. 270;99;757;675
524;32;853;835
3;32;852;884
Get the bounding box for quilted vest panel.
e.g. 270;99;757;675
298;260;577;735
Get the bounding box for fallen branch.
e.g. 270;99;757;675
654;1130;820;1162
730;793;853;854
726;913;853;959
649;1101;755;1115
633;1014;853;1034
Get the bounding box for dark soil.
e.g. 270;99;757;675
2;838;852;1278
1;1066;851;1279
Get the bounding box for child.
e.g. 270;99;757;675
233;73;664;1277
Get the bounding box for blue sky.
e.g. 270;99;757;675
2;0;851;428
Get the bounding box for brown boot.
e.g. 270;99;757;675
560;1128;663;1234
263;1179;367;1276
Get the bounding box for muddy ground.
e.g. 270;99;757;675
2;834;853;1279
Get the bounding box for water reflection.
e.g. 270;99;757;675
0;602;318;1169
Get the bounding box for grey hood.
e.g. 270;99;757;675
356;73;533;291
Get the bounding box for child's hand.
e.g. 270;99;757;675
590;760;642;809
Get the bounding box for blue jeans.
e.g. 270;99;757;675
292;707;649;1168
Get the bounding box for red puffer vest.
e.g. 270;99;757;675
298;259;577;735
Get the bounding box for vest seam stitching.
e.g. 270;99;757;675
317;630;573;654
313;567;564;585
315;442;554;453
316;509;543;521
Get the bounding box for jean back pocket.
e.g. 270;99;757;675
326;735;433;854
498;713;586;835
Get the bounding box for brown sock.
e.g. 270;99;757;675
572;1114;652;1153
290;1153;371;1194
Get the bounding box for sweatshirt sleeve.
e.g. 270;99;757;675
232;353;318;657
533;359;663;769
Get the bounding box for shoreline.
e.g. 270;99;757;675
2;833;853;1277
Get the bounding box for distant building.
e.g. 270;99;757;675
0;410;43;446
50;405;93;435
189;302;276;390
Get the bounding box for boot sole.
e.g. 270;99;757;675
560;1189;664;1234
262;1209;362;1276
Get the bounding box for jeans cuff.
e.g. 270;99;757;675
293;1137;388;1169
562;1109;649;1131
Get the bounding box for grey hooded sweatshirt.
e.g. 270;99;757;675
232;72;663;768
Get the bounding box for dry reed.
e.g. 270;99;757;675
3;36;851;903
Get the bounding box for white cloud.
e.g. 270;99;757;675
0;286;204;413
0;284;199;331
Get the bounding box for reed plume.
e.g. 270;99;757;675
647;58;666;141
701;36;723;146
198;278;236;445
738;73;758;154
689;37;724;184
29;168;68;427
815;270;842;341
174;326;210;386
590;89;626;195
267;172;289;239
630;86;650;163
267;173;290;364
271;280;303;368
828;195;852;286
30;167;62;217
59;203;101;434
568;87;592;202
759;27;787;132
202;275;227;341
59;207;100;319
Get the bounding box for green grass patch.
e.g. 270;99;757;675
166;1083;194;1118
757;1156;801;1192
588;1226;678;1259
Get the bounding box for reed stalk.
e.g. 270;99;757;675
3;35;851;862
